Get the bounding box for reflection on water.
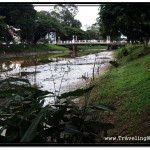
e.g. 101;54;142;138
0;51;114;105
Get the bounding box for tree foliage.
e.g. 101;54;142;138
99;4;150;47
0;4;36;44
0;16;13;43
33;11;65;44
53;4;82;28
0;4;84;45
0;77;115;143
85;23;102;40
59;26;86;41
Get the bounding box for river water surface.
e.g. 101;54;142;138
0;51;114;105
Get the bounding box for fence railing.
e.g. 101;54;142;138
57;40;115;44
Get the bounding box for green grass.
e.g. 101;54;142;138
89;44;150;138
0;44;69;53
32;44;69;51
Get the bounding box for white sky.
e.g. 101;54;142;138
34;4;99;31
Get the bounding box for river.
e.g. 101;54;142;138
0;51;114;105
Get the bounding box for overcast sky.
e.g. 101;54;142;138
34;4;99;31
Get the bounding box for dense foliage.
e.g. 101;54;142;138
0;77;115;143
33;11;65;44
98;4;150;47
0;4;36;44
0;15;12;44
0;4;89;45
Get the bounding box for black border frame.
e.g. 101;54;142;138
0;1;150;147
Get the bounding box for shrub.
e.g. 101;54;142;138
0;77;115;143
116;44;134;59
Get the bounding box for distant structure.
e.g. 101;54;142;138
7;25;21;44
106;36;110;43
45;32;56;44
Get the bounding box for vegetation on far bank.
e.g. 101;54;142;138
89;44;150;140
0;44;69;53
0;44;107;54
0;44;107;64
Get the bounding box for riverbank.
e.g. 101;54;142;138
89;44;150;143
0;44;106;60
0;44;69;53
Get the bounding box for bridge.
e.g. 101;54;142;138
56;40;126;51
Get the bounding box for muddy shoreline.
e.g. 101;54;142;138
72;64;111;106
0;50;69;59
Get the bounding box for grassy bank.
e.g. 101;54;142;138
0;44;69;53
0;44;107;63
0;44;106;54
89;44;150;141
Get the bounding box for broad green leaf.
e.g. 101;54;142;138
0;89;19;97
46;107;67;126
91;104;116;113
0;114;14;117
14;95;24;102
0;99;13;108
20;106;48;142
57;85;94;99
66;99;80;112
23;101;43;118
63;124;82;136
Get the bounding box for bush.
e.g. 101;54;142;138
0;77;115;143
116;44;134;59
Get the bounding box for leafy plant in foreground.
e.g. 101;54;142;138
55;85;116;143
0;77;116;143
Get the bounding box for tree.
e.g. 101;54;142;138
72;19;82;28
33;11;65;44
59;26;86;41
0;4;36;44
98;4;121;40
0;16;12;44
98;4;150;47
85;23;102;40
52;4;82;28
